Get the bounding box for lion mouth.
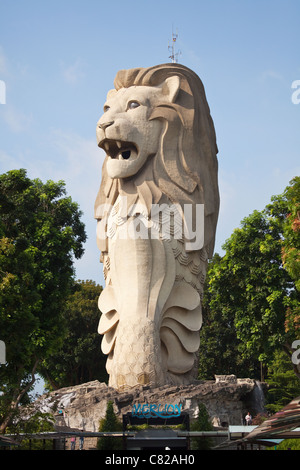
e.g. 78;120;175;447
99;139;138;161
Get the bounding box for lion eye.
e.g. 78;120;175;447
103;105;110;113
127;101;140;110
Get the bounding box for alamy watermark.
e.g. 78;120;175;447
0;80;6;104
292;339;300;365
291;80;300;104
0;340;6;364
96;198;204;251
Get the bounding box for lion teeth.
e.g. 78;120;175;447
104;142;110;152
116;141;122;149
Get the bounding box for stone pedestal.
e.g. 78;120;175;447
32;376;263;431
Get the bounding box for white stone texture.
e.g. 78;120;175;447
95;64;219;389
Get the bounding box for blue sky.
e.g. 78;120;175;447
1;0;300;289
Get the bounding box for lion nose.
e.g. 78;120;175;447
98;120;114;130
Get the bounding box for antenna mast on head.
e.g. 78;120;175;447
168;26;181;63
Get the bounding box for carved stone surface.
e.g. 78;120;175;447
31;378;260;432
95;64;219;389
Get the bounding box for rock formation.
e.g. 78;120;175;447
32;376;262;432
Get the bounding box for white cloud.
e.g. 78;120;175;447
0;46;7;75
61;58;85;85
0;149;21;171
48;129;104;198
269;166;300;193
259;69;284;83
2;104;33;133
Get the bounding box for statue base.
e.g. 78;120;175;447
32;375;265;431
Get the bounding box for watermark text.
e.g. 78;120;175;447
292;339;300;365
0;80;6;104
0;341;6;364
96;198;204;251
291;80;300;105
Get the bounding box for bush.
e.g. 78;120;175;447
267;439;300;451
97;400;123;450
190;403;214;450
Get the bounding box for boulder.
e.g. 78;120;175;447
31;376;263;431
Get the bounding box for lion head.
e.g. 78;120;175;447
95;63;219;257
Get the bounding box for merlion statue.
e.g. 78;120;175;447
95;63;219;390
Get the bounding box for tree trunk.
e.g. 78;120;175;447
282;342;300;381
0;359;39;433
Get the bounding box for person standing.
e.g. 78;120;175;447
70;436;76;450
245;412;252;425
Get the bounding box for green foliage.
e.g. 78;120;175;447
268;439;300;450
40;280;108;389
190;403;213;450
199;254;260;379
265;350;300;414
0;169;86;431
97;401;123;450
267;177;300;338
199;178;300;381
9;409;55;450
270;176;300;291
222;210;290;363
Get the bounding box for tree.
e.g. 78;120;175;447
225;210;292;370
266;178;300;377
0;169;86;432
40;280;108;389
267;438;300;451
97;400;123;450
267;177;300;372
265;350;300;414
5;407;55;450
199;179;299;380
190;403;213;450
199;254;260;379
278;177;300;291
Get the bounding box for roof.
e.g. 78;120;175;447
0;435;19;447
215;396;300;448
245;396;300;442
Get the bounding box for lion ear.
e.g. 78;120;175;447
161;76;181;103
